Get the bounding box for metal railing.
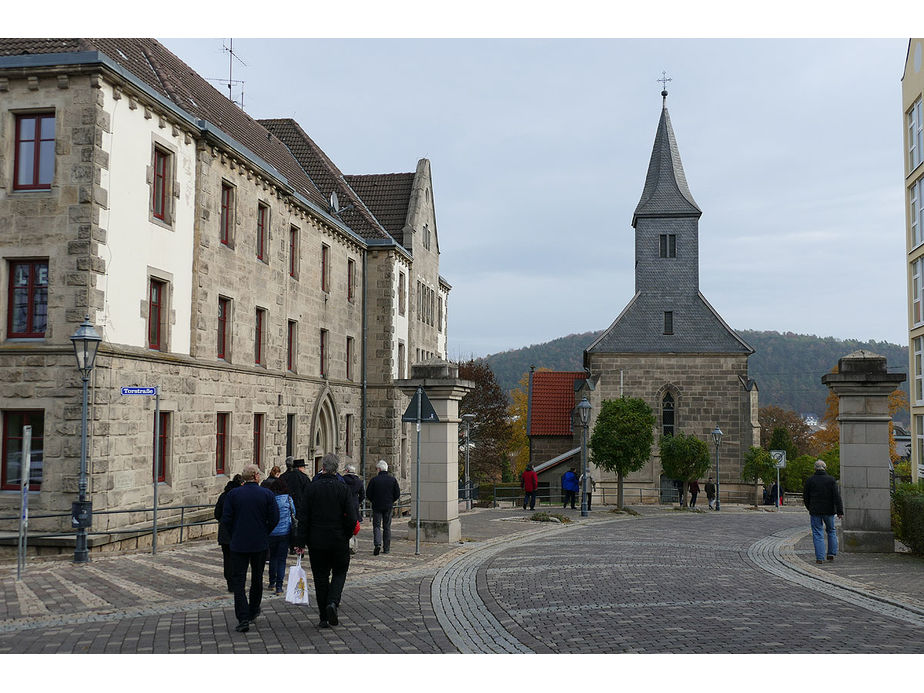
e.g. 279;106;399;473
472;483;765;509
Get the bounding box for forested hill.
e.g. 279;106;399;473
482;329;909;417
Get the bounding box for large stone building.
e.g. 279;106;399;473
0;38;450;548
903;38;924;484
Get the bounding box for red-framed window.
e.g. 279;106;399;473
320;329;328;377
152;147;169;220
347;258;355;302
148;278;166;350
154;411;169;483
346;336;354;381
218;297;230;360
289;227;298;278
14;113;55;190
8;260;48;338
254;308;265;365
1;410;44;491
256;203;268;261
216;413;229;475
220;183;233;245
287;320;296;372
321;244;330;292
253;413;264;468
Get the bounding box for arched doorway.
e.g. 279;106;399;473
311;393;338;475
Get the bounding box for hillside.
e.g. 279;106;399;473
483;329;909;417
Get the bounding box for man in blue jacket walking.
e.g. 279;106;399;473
221;464;279;633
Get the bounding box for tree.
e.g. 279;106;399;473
458;360;513;484
589;397;655;509
659;433;711;507
507;368;552;478
767;427;798;465
741;446;776;506
758;405;812;455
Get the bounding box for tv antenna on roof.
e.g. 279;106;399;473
206;39;246;109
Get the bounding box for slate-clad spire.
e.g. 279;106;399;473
632;101;701;227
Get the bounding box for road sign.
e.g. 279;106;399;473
770;450;787;468
121;386;158;396
402;389;439;423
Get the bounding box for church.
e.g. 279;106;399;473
529;87;759;502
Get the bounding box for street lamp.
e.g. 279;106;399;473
70;315;101;563
577;397;592;517
462;413;475;511
711;425;723;512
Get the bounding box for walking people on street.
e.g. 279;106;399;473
579;470;596;510
214;474;243;592
689;479;700;508
705;476;716;510
261;465;282;489
366;459;400;555
221;464;279;633
267;477;296;595
803;459;844;564
342;464;365;554
561;467;579;509
521;464;539;510
294;453;358;629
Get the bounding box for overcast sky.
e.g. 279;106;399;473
155;36;909;359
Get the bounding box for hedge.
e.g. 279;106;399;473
892;482;924;556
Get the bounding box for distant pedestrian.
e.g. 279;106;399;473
705;476;716;510
579;471;596;510
342;464;365;555
561;467;579;509
214;474;243;592
521;464;539;510
267;477;296;595
802;460;844;564
221;464;279;633
689;479;700;508
284;456;294;472
279;458;310;511
295;453;358;628
366;459;400;555
261;465;282;489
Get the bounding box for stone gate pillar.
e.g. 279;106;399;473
397;361;474;544
821;350;905;553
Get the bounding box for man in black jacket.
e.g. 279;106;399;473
803;459;844;564
295;453;357;628
366;459;401;555
279;458;310;510
221;464;279;632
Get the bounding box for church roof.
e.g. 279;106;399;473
632;102;701;227
529;371;587;436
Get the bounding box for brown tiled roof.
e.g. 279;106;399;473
0;38;329;210
343;173;415;247
258;119;390;241
529;371;587;437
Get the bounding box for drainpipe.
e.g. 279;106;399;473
360;251;368;488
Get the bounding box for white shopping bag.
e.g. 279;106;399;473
285;555;311;606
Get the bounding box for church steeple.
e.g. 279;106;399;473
632;90;701;228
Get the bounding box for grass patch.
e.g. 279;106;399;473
609;507;640;516
529;512;572;524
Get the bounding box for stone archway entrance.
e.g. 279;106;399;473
312;394;338;475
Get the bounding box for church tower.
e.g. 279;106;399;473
583;86;759;499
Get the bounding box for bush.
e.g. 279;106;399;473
892;482;924;555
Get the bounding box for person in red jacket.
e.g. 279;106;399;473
521;464;539;511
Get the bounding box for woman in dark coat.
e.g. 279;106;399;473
214;474;243;592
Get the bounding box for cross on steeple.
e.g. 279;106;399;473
658;71;671;105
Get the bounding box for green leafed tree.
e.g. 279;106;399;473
741;446;776;506
767;426;798;465
458;360;513;483
659;433;711;507
589;397;655;509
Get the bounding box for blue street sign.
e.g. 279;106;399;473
121;386;158;396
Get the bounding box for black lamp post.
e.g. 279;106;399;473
711;425;723;512
462;413;475;511
70;315;101;563
577;397;592;517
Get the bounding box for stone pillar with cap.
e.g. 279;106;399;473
397;360;474;544
821;350;905;552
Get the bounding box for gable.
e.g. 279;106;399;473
529;371;587;436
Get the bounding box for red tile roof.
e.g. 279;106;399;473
529;371;587;436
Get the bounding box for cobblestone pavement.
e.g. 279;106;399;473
0;506;921;653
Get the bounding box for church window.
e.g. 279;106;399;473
659;234;676;258
662;393;675;437
663;311;673;335
909;98;923;172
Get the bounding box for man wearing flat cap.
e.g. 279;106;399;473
802;459;843;564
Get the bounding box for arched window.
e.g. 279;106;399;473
662;392;675;437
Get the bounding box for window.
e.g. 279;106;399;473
320;329;329;377
347;258;356;302
399;272;406;316
659;234;676;258
287;320;297;372
910;98;923;172
663;311;673;335
286;414;295;458
346;336;354;381
254;308;265;366
218;297;230;360
321;244;330;292
914;259;924;327
256;203;268;261
14;113;55;190
398;342;406;379
345;414;353;456
662;393;675;437
915;338;923;405
154;411;170;483
253;413;264;469
216;413;229;475
8;260;48;338
289;226;299;278
438;297;443;333
917;415;924;475
152;147;170;221
912;178;924;249
220;183;234;246
2;410;43;491
148;278;167;350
